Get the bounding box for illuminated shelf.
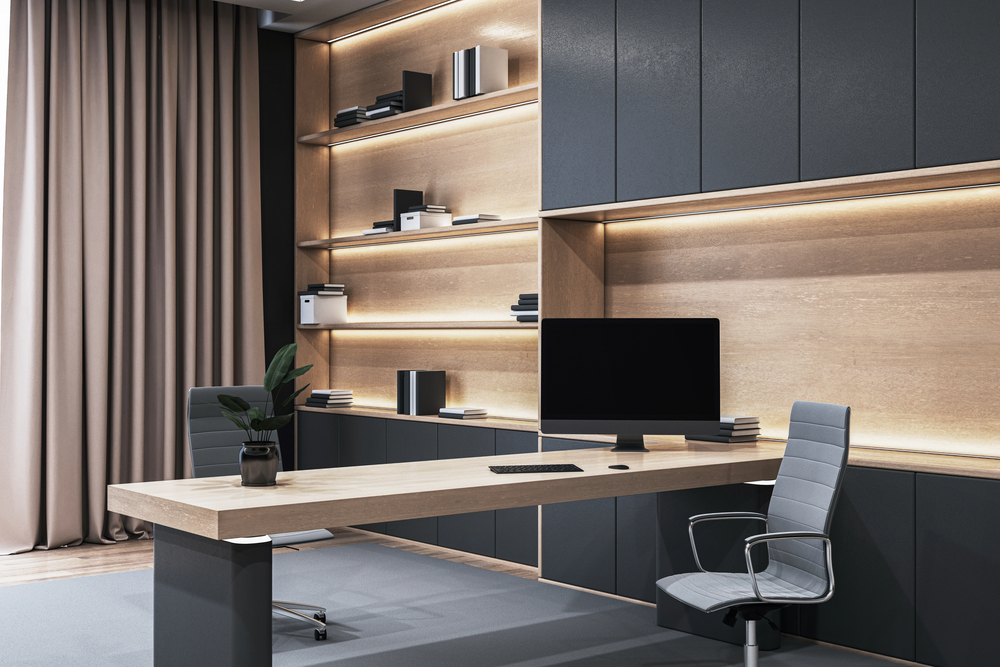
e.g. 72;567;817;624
294;404;538;433
297;84;538;147
541;159;1000;223
297;217;538;249
298;321;538;330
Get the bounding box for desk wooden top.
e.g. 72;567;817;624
108;440;785;541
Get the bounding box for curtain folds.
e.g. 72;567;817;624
0;0;265;554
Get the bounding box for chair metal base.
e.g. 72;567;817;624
744;619;758;667
272;600;327;640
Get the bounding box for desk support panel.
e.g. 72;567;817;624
154;526;272;667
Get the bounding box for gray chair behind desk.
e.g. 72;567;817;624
188;385;333;639
657;401;850;667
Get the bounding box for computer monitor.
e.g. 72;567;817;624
540;318;721;451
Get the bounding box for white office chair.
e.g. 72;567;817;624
657;401;850;667
188;385;333;640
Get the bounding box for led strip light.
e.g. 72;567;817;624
327;0;462;43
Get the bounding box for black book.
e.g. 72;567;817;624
298;290;344;296
408;205;448;212
510;304;538;311
720;428;762;436
452;218;483;225
367;109;401;120
308;283;345;289
393;189;423;232
401;71;432;112
518;293;538;300
336;110;368;117
517;299;538;306
376;90;403;102
439;412;487;420
396;370;446;416
685;434;759;443
516;315;538;322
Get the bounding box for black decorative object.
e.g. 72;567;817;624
393;189;423;231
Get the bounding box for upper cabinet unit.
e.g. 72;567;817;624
540;0;1000;212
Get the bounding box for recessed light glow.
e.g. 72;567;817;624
327;0;462;43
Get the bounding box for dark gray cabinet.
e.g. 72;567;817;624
385;420;437;544
701;0;799;191
796;467;916;661
615;493;657;602
296;411;338;471
495;430;539;566
916;473;1000;667
616;0;700;201
800;0;914;180
340;415;387;533
540;0;616;210
437;425;496;557
540;438;616;594
916;0;1000;168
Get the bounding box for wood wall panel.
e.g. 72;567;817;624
328;330;539;419
328;0;538;114
604;186;1000;457
329;103;538;236
295;39;333;395
329;231;537;321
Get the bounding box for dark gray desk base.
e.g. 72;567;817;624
154;526;272;667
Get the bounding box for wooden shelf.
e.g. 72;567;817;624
295;405;539;433
298;217;539;249
297;84;539;147
298;321;538;330
541;159;1000;223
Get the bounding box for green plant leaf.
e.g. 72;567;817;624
248;407;266;422
263;343;297;392
281;384;310;409
217;394;251;413
259;414;293;431
281;364;313;384
220;411;250;433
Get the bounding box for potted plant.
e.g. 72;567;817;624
217;343;312;486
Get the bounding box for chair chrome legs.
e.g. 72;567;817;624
744;618;758;667
272;600;327;640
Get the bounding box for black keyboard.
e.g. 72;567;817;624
489;464;583;474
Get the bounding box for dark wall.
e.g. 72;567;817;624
257;29;296;466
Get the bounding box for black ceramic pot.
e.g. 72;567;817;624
240;442;280;487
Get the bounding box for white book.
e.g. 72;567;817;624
337;105;366;114
510;310;538;316
313;389;353;395
439;407;488;415
720;415;760;425
361;228;390;235
453;214;501;222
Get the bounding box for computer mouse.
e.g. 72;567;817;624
608;464;629;470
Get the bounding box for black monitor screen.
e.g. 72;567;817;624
540;318;720;432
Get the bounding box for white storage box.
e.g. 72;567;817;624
300;294;347;325
400;211;452;231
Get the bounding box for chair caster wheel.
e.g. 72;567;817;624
315;628;327;641
314;612;326;623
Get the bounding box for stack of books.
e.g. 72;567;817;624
298;284;347;325
453;214;501;226
686;415;761;444
305;390;353;409
335;106;368;128
362;220;396;236
439;407;488;420
367;91;403;119
300;283;344;296
409;204;449;215
453;45;508;99
510;293;538;322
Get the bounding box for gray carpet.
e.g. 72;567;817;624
0;543;894;666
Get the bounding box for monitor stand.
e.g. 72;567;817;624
611;434;648;452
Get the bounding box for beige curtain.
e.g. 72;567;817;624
0;0;265;555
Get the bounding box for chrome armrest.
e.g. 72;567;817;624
687;512;768;573
743;531;835;605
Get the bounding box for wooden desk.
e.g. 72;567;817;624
108;440;785;667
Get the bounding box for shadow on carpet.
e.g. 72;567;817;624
1;543;895;666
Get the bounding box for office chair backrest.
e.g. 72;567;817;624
188;386;283;478
765;400;850;595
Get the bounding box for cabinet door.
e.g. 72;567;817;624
916;0;1000;167
616;0;700;201
340;415;387;533
385;420;437;544
797;467;916;662
916;473;1000;666
296;411;338;471
495;430;538;566
701;0;799;191
541;0;616;210
800;0;914;180
437;425;496;558
540;438;616;594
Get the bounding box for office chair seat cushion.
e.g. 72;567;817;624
656;570;821;613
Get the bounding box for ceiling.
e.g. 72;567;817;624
236;0;386;34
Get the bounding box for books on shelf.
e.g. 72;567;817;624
400;211;452;231
686;433;759;444
313;389;353;397
306;388;353;408
453;214;501;225
375;90;403;102
515;315;538;322
335;106;369;128
409;204;449;213
685;415;760;444
299;289;344;296
453;45;508;100
721;415;759;425
510;292;538;322
517;298;537;306
308;283;345;290
509;304;537;312
367;108;402;120
439;407;488;420
519;293;538;301
397;370;446;416
361;228;390;235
